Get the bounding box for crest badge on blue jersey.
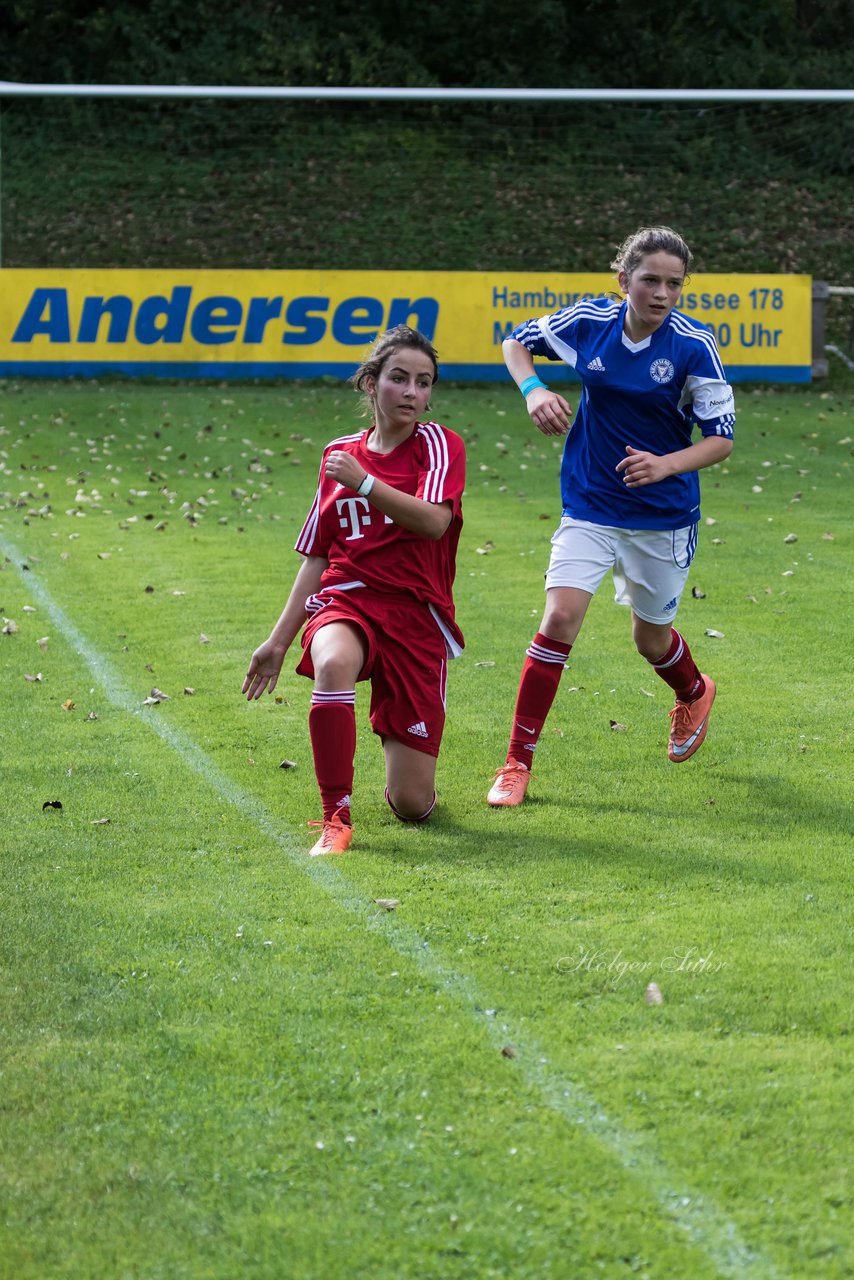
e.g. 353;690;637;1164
649;357;675;384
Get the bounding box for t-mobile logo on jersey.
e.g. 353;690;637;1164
336;496;394;541
336;495;372;540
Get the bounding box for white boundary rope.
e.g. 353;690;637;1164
0;81;851;102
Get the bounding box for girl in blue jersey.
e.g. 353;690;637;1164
487;226;735;807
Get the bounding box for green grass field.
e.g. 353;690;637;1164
1;375;852;1279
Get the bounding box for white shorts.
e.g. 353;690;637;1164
544;516;698;625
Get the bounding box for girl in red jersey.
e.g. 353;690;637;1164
243;326;465;856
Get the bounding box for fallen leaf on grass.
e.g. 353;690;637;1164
822;532;834;541
42;800;62;810
374;899;399;911
501;1044;518;1059
278;759;297;769
85;712;98;721
645;982;664;1005
199;633;210;644
609;720;627;732
474;661;496;668
143;687;170;704
22;605;36;613
91;818;111;825
705;629;725;639
24;672;43;682
183;687;195;696
639;687;655;698
61;699;75;711
2;618;18;634
784;533;798;544
37;636;49;650
691;586;706;599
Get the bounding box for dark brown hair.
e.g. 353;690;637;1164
351;326;439;406
611;225;693;279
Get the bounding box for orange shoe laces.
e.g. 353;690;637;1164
668;702;692;736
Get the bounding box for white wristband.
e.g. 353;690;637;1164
357;473;376;497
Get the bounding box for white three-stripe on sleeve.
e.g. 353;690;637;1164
417;422;451;503
295;485;322;553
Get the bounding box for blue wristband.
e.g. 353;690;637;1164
519;375;548;398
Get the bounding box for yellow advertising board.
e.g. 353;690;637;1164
0;269;812;382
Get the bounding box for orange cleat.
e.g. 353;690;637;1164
486;759;532;807
668;676;716;762
308;811;353;856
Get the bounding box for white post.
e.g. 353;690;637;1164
812;282;829;379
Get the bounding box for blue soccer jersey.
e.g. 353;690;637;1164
512;298;735;530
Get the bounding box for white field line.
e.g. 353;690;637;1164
2;537;777;1280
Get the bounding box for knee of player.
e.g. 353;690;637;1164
632;621;674;663
634;637;660;662
541;590;587;643
385;785;437;824
312;652;355;688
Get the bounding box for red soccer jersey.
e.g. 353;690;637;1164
295;421;466;649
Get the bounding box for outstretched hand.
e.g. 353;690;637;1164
526;387;572;437
616;445;672;488
242;639;288;700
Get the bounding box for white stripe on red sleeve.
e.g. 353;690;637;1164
418;421;450;503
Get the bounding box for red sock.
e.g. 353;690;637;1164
506;631;571;765
649;630;704;703
309;692;356;823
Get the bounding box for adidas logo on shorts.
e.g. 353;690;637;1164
663;596;678;612
586;356;606;372
407;721;429;738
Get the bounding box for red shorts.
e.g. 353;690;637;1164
296;587;449;757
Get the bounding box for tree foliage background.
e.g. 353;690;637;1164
2;0;852;89
1;0;851;338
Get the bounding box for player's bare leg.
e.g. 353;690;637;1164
310;621;366;692
541;585;593;647
384;738;438;822
631;616;675;665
